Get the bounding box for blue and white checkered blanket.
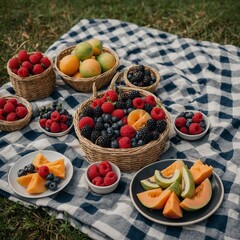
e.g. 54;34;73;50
0;19;240;240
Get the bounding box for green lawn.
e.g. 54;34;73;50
0;0;240;239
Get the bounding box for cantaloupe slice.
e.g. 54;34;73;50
17;173;35;188
32;153;50;169
163;192;183;219
161;160;185;177
190;159;213;185
26;173;47;194
46;158;65;178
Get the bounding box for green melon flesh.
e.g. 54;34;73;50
141;176;160;190
167;180;182;197
181;165;195;198
154;169;181;188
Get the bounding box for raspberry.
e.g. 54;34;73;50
88;164;101;181
118;136;131;148
22;61;33;71
179;126;189;134
40;57;51;69
101;102;114;114
8;58;19;69
16;106;28;119
91;97;105;108
92;176;104;186
151;107;166;120
39;118;47;128
192;112;204;123
7;98;18;106
121;116;128;125
99;161;112;176
18;50;29;62
51;111;61;122
144;95;156;106
45;119;53;128
0;114;6;120
104;171;118;186
120;125;136;139
175;117;187;128
104;90;118;102
50;122;61;133
78;116;94;129
60;123;68;132
60;114;68;123
132;98;145;109
6;112;17;121
0;109;6;116
0;98;6;109
29;54;41;64
189;123;202;135
17;67;29;77
38;166;49;178
32;64;44;75
35;51;43;59
11;68;18;74
4;102;15;113
111;109;125;119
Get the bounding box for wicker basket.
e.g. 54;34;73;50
0;96;32;132
123;65;160;93
73;72;171;173
7;53;56;101
54;46;119;92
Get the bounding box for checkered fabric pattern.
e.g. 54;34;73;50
0;19;240;240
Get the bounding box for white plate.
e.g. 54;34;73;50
8;150;73;198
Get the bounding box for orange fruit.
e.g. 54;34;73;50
59;55;80;76
72;71;84;79
80;59;101;78
87;38;103;56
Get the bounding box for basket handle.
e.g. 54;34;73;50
109;72;123;90
92;82;98;98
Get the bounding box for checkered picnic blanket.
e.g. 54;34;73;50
1;19;240;240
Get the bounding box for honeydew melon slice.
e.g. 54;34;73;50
140;175;160;190
181;165;195;198
154;169;181;188
167;180;182;197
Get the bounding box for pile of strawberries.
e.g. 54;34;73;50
8;49;51;77
87;161;118;186
0;97;28;121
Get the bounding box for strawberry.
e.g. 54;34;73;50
4;102;15;113
22;61;33;71
7;98;18;106
35;51;43;59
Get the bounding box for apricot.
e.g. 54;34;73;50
59;55;80;76
87;38;103;56
97;52;115;72
80;59;101;78
74;42;93;61
127;109;152;131
72;71;84;79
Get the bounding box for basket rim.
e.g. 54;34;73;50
54;45;120;83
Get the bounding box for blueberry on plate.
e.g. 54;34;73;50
46;173;54;181
48;182;58;191
53;176;61;184
17;169;27;177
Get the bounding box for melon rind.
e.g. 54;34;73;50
140;176;160;190
154;169;181;188
181;165;195;198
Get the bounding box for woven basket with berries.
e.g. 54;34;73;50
73;73;170;173
123;65;160;93
54;39;119;93
7;50;56;101
0;96;32;132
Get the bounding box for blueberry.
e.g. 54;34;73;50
132;141;138;148
107;127;114;135
48;182;58;191
114;129;120;137
185;112;194;119
178;112;185;117
127;108;134;113
200;120;206;129
185;119;192;127
104;123;110;129
111;116;118;123
117;120;124;127
53;176;61;184
46;173;54;181
45;180;52;188
103;114;111;123
137;140;144;146
26;164;35;173
17;169;27;177
66;120;72;127
112;123;119;130
45;127;50;132
111;139;119;148
97;117;103;123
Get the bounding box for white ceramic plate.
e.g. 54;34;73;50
8;150;73;198
130;159;224;226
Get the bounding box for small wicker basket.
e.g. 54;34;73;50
0;96;32;132
123;65;160;93
54;46;119;92
7;54;56;101
73;73;171;173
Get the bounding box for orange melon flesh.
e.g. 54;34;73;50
32;153;50;169
26;173;47;194
137;188;171;210
163;192;183;219
46;159;65;178
180;178;212;211
17;173;35;188
161;160;184;177
190;159;213;185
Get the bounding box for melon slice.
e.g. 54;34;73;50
163;192;183;219
180;178;212;211
17;173;35;188
181;165;195;198
46;158;65;178
161;160;185;177
154;169;181;188
32;153;50;169
167;180;182;197
140;175;160;190
26;173;47;194
137;188;171;209
190;159;213;185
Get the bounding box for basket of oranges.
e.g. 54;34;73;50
54;39;119;93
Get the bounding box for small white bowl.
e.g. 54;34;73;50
85;161;121;194
174;110;210;141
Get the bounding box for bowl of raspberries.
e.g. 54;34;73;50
38;101;73;137
85;160;121;194
174;110;210;140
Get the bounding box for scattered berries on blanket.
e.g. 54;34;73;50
99;161;112;176
120;125;136;139
151;107;166;120
38;166;50;178
104;171;117;186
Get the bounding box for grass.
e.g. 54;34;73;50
0;0;239;239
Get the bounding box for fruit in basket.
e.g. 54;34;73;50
80;58;101;77
97;52;116;72
59;55;80;76
74;41;93;61
87;38;103;56
72;71;84;79
127;109;151;131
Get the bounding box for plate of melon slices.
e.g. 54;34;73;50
129;159;224;226
8;150;73;198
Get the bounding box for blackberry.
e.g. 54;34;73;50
144;69;151;76
97;135;111;148
143;75;152;86
129;90;141;100
114;101;126;109
125;99;133;108
131;71;144;82
137;127;151;143
151;131;160;140
156;120;167;133
119;91;129;101
81;125;92;139
82;105;94;117
144;103;153;113
146;119;156;131
93;106;103;118
91;130;101;143
135;65;145;72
